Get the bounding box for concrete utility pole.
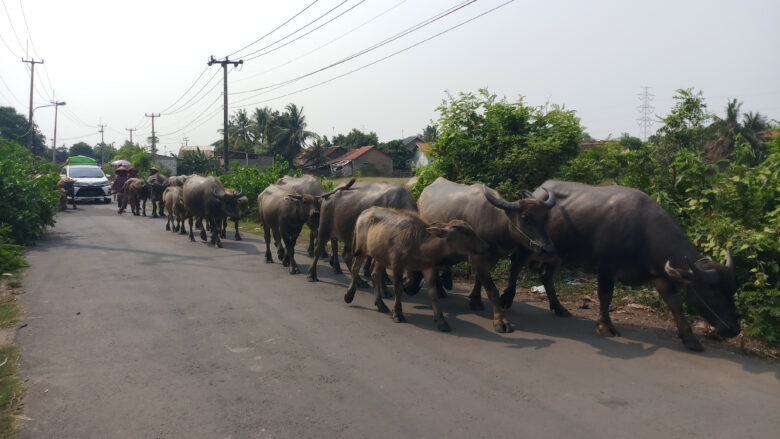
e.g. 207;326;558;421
97;123;106;165
22;57;44;150
637;86;655;141
145;113;160;157
126;128;136;144
50;100;66;163
207;55;243;171
182;136;189;147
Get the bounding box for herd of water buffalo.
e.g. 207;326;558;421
108;172;741;351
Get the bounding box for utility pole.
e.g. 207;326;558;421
97;123;106;165
145;113;160;157
208;55;243;171
22;57;44;151
126;128;136;144
637;86;655;141
182;136;189;147
50;100;66;163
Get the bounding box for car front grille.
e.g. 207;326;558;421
75;187;106;197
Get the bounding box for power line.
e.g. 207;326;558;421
231;0;477;100
229;0;320;58
0;72;24;106
161;68;222;115
240;0;350;61
235;0;410;84
238;0;515;109
0;0;25;54
158;66;210;114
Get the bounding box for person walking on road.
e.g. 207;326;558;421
111;166;129;212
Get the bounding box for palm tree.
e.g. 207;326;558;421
708;100;764;159
228;109;254;152
273;103;318;163
251;106;277;150
421;124;439;142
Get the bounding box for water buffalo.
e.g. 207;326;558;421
182;176;242;248
306;181;417;283
412;177;556;333
120;178;149;216
163;186;187;234
146;173;169;218
168;175;188;187
346;207;491;331
220;189;250;241
276;175;327;257
506;180;741;350
259;179;354;274
57;177;76;210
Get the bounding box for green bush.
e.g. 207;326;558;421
0;137;59;246
0;226;26;274
218;155;301;220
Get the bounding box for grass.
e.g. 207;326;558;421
0;345;23;439
0;306;20;330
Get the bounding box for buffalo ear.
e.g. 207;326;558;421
426;226;449;238
664;260;694;283
285;195;303;202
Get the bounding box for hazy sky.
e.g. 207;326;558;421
1;0;778;155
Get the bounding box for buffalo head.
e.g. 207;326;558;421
218;187;244;221
285;193;321;224
427;219;491;258
664;248;741;338
483;185;556;259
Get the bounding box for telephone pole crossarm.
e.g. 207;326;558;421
207;56;243;171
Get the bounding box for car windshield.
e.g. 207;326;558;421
69;168;105;178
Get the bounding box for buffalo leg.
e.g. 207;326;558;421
403;271;423;296
436;265;450;298
424;267;450;331
595;267;619;336
141;199;147;216
263;222;274;263
188;216;196;242
220;217;227;239
178;217;187;234
307;237;327;282
331;238;344;274
371;262;390;313
234;220;241;241
473;260;513;333
344;253;366;303
165;212;172;231
210;218;222;248
499;252;525;309
468;278;484;311
274;227;287;265
540;263;572;317
391;266;406;323
307;226;316;257
283;233;300;274
654;278;703;351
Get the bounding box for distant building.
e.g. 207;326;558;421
178;145;215;157
153;154;178;176
403;136;433;169
293;146;347;174
327;145;393;177
218;150;274;170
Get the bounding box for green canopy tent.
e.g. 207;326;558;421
66;155;98;165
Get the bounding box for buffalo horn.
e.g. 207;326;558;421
287;193;303;201
211;186;225;200
482;185;521;211
319;178;356;200
685;257;719;284
725;247;734;272
521;190;534;199
235;187;244;198
541;187;556;209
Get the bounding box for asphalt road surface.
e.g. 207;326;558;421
17;203;780;438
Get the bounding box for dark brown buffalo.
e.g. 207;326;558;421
182;176;242;248
413;177;556;333
508;180;740;350
306;181;417;283
220;189;250;241
346;207;490;331
276;175;326;256
120;178;149;216
146;173;169;218
57;177;76;210
163;186;187;234
259;179;354;274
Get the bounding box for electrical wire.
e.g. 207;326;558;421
0;0;25;54
157;95;224;137
229;0;319;58
235;0;409;84
239;0;515;108
161;68;222;116
158;66;210;114
232;0;476;99
0;72;24;106
240;0;349;61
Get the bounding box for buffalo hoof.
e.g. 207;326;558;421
289;265;300;275
117;209;123;215
469;298;485;311
235;235;242;241
151;214;158;218
179;230;187;235
392;313;406;323
681;334;704;351
499;290;515;310
307;250;315;258
265;252;273;263
435;318;452;332
493;317;513;333
200;231;207;241
332;266;343;275
552;304;572;317
375;298;390;313
356;277;370;289
165;224;171;231
441;271;453;290
282;259;290;267
215;241;223;249
344;288;356;303
597;320;620;337
307;274;319;282
189;236;196;242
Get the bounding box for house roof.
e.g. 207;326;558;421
757;131;780;140
178;145;215;157
402;136;424;149
293;146;346;167
415;141;431;155
327;145;381;165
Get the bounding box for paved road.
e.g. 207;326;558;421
17;203;779;438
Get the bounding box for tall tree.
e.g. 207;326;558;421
273;103;318;163
0;106;46;156
332;128;378;150
378;139;414;170
69;142;94;157
420;124;439;143
251;106;278;150
228;108;255;152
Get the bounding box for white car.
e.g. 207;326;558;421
60;165;112;203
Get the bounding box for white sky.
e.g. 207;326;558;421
1;0;778;156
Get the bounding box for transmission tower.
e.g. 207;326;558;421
637;86;655;141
